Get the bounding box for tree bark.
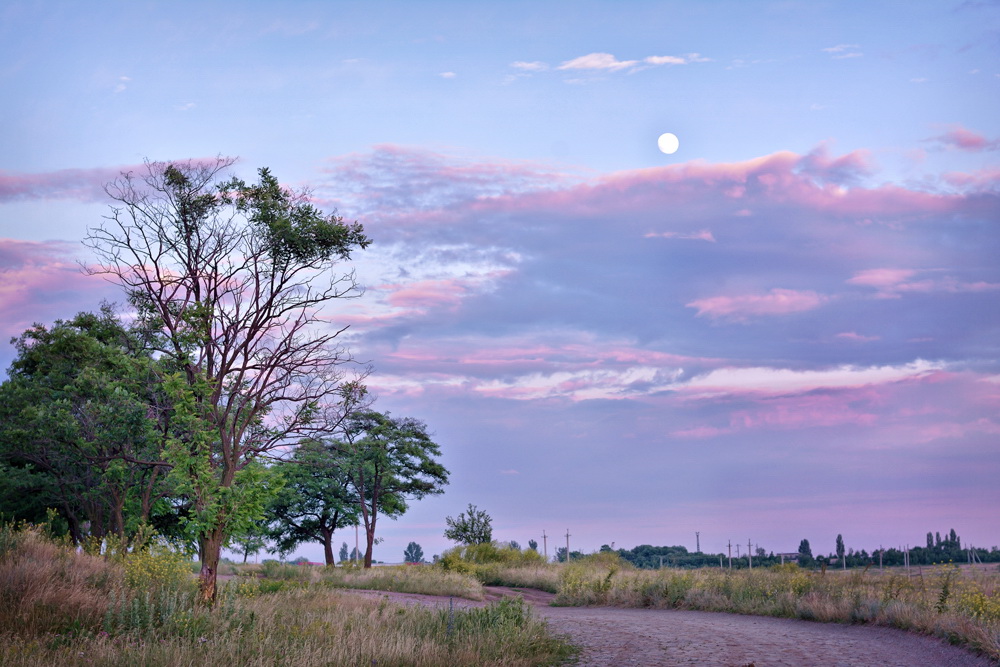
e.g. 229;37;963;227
322;526;334;566
198;528;224;605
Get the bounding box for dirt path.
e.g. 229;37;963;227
343;587;996;666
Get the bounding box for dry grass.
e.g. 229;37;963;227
0;524;574;666
482;565;561;594
0;524;121;635
318;563;486;600
0;590;573;666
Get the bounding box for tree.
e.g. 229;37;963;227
509;540;521;551
84;159;370;602
836;534;846;569
444;504;493;545
339;541;349;563
227;520;270;564
798;539;813;564
555;547;583;563
528;539;538;552
0;307;174;547
266;440;359;565
404;541;424;563
340;411;448;568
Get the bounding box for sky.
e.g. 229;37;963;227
1;0;999;564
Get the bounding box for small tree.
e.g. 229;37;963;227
266;440;359;566
339;541;349;563
798;539;813;565
403;541;424;563
528;539;538;552
340;411;449;568
444;504;493;545
836;534;846;569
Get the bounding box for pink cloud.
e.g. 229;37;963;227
644;229;716;242
686;288;827;322
927;125;999;152
836;332;881;342
318;144;993;248
0;238;118;342
847;268;917;287
848;268;1000;298
941;167;1000;190
0;167;122;202
675;360;945;397
384;279;469;310
0;158;237;203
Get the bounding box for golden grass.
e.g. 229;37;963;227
0;525;121;635
318;563;486;600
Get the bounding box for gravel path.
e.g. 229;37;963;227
344;587;996;666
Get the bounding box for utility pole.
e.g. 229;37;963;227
565;529;571;563
879;545;883;571
696;532;700;553
748;539;753;569
735;543;741;559
542;530;548;562
728;540;732;569
355;523;360;565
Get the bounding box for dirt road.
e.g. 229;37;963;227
346;587;996;666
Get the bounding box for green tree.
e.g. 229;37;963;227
339;541;349;563
836;534;846;569
84;159;370;603
340;411;449;568
266;440;359;565
555;547;583;563
528;539;538;551
798;539;813;565
444;504;493;545
403;541;424;563
227;521;271;564
0;307;173;548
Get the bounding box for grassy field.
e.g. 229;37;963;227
6;522;998;664
0;524;573;666
528;552;1000;661
433;543;999;662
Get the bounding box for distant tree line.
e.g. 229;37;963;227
596;528;1000;570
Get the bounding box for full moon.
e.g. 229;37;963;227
657;132;680;154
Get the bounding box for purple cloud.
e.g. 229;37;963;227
0;239;119;348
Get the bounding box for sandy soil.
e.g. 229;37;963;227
343;586;996;666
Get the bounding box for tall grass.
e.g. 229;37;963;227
0;523;574;666
319;563;486;600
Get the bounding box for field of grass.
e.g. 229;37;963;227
6;520;998;664
542;553;1000;661
0;524;573;666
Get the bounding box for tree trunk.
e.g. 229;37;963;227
363;515;376;568
322;526;334;566
198;528;224;605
